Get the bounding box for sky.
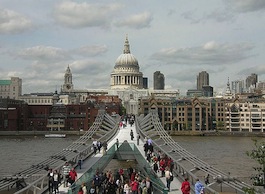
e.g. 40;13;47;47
1;0;265;95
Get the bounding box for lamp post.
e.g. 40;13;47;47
261;145;265;189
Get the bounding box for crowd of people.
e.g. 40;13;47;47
47;162;78;194
45;113;207;194
76;167;153;194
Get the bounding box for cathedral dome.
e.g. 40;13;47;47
115;53;139;68
110;35;143;90
114;35;139;69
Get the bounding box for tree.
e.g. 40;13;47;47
216;121;225;131
246;139;265;192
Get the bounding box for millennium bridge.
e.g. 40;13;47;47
0;109;260;194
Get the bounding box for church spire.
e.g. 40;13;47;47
123;34;130;54
225;77;231;95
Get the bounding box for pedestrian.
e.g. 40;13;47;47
153;161;159;173
89;182;96;194
194;178;204;194
69;168;77;185
145;177;153;194
62;162;71;187
93;172;101;193
78;155;82;169
181;177;190;194
97;141;102;153
106;177;117;194
102;141;108;154
123;179;131;194
78;187;84;194
92;139;98;154
47;169;54;194
165;167;172;191
130;179;139;194
204;174;210;185
81;182;87;194
53;170;60;194
116;138;119;149
130;130;134;140
137;133;140;145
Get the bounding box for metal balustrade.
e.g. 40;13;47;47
0;109;120;194
135;110;256;194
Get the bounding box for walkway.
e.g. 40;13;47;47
58;122;182;194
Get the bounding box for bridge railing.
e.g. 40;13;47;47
135;110;254;194
68;142;169;194
9;110;120;194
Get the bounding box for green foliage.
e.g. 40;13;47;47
242;187;256;194
216;121;225;131
246;139;265;190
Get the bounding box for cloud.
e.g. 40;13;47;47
69;60;111;89
204;9;235;23
181;10;201;24
70;59;111;75
72;45;108;57
182;9;235;23
150;41;254;65
0;8;32;34
53;1;122;28
238;65;265;76
225;0;265;13
18;46;70;62
115;12;153;29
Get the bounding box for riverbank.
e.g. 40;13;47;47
170;130;265;137
0;130;264;137
0;130;85;136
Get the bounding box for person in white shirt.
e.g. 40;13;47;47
123;180;131;194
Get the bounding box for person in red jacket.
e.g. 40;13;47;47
69;168;77;185
181;177;191;194
130;179;139;194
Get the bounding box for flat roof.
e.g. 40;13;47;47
0;80;11;85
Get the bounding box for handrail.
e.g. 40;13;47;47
135;110;254;194
2;110;120;194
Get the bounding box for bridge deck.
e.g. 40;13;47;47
58;123;182;194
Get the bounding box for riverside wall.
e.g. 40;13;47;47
0;130;264;137
170;130;265;137
0;130;86;136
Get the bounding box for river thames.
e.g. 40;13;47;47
0;135;264;185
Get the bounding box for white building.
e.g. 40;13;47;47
226;100;265;132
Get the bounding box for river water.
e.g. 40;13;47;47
0;135;264;185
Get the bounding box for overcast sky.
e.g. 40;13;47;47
1;0;265;95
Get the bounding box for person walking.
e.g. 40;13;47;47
145;177;153;194
47;169;54;194
204;174;210;185
81;182;87;194
137;133;140;145
165;167;172;191
53;170;60;194
194;178;204;194
78;155;82;169
130;130;134;140
123;180;131;194
181;177;190;194
62;162;71;187
116;138;119;149
69;168;77;185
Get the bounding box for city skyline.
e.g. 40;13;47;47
1;1;265;95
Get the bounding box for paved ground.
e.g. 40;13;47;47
58;123;182;194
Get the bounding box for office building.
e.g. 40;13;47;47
197;71;209;90
0;77;22;100
246;73;258;89
153;71;165;90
